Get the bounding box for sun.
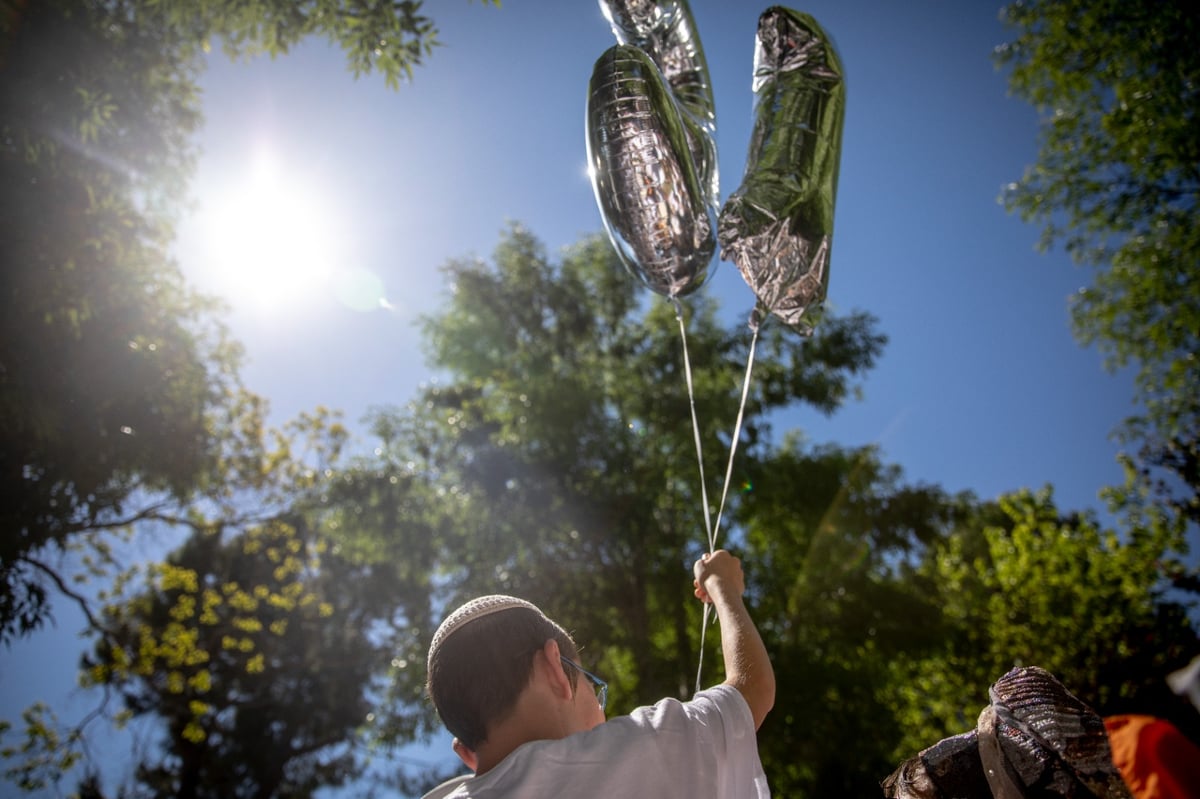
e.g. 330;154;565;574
194;148;342;315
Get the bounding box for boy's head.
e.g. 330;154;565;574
426;595;580;750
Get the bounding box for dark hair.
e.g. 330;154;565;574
427;607;579;750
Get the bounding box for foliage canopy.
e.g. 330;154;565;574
4;223;1196;798
3;0;1199;794
996;0;1200;539
0;0;496;643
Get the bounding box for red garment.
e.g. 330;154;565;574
1105;715;1200;799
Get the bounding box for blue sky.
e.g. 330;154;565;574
2;0;1140;794
175;0;1133;512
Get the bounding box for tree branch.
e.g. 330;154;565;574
18;553;104;631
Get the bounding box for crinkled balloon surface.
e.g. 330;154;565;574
598;0;718;205
718;7;845;331
586;44;716;299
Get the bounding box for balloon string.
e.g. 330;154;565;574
674;300;718;696
674;302;715;549
711;322;760;547
696;317;762;694
696;602;712;694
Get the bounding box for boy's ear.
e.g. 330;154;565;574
540;639;573;700
452;737;478;772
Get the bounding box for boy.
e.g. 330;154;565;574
424;549;773;797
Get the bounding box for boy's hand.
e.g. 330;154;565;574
693;549;745;604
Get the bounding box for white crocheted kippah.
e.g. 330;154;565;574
427;595;544;672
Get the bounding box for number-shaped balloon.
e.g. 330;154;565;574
597;0;718;206
586;44;716;299
718;8;846;332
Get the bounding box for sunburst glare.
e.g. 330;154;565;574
196;147;342;315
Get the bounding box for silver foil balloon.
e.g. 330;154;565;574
586;44;716;299
718;7;845;332
597;0;719;205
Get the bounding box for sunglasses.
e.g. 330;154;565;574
560;655;608;712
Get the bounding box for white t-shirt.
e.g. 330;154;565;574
430;684;769;798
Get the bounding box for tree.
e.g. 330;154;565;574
0;0;496;641
397;228;1196;794
390;224;886;713
886;488;1199;762
1;0;232;643
89;521;376;799
995;0;1200;538
1;405;458;798
8;223;1195;797
44;224;886;796
72;406;387;799
737;438;970;797
734;453;1197;795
